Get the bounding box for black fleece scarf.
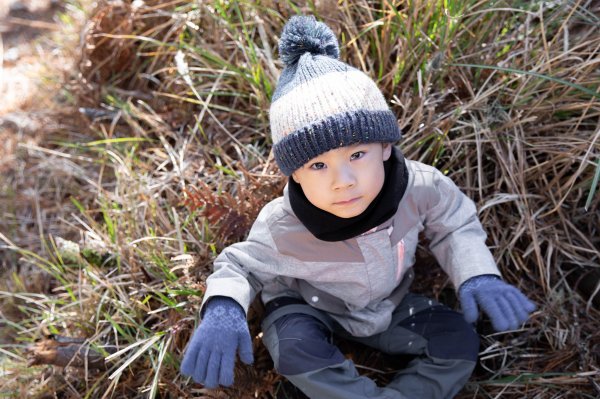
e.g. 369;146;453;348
288;148;409;242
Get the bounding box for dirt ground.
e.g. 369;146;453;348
0;0;80;285
0;0;75;169
1;0;67;112
0;0;86;354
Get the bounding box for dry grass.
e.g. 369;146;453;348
1;0;599;398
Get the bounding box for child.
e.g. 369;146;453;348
181;15;536;399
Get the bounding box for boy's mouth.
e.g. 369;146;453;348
333;197;361;205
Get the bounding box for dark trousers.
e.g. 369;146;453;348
261;294;479;399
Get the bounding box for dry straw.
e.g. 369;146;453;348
1;0;599;398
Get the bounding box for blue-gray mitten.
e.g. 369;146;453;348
459;275;537;332
181;296;254;387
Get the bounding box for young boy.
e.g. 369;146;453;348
181;15;536;399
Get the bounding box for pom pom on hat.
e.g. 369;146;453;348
278;15;340;66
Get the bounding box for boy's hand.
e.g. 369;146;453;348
181;296;254;388
459;275;537;332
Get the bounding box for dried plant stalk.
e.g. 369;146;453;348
26;336;116;370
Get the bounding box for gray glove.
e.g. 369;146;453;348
180;297;253;387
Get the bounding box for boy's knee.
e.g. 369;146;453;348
404;306;480;362
426;308;480;362
265;313;345;375
428;326;479;362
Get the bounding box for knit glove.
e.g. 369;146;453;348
459;275;537;332
181;296;254;388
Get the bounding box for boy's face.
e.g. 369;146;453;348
292;143;392;218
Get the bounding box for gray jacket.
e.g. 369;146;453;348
201;158;501;337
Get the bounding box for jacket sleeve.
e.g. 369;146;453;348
200;200;283;315
423;171;501;290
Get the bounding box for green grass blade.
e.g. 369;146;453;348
148;334;172;399
83;138;152;147
585;158;600;211
449;63;600;99
108;333;164;380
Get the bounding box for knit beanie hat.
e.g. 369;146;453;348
270;15;402;176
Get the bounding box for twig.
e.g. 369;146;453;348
6;17;61;31
26;336;117;370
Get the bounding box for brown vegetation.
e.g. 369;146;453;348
1;0;599;398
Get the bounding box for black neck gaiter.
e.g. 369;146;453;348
288;149;409;242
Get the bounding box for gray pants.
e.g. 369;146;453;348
261;294;479;399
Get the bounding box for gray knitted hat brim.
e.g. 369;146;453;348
274;110;399;175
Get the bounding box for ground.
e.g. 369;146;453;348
0;0;77;346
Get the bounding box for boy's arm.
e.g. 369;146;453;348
423;170;501;289
423;170;535;331
200;200;282;315
181;200;282;387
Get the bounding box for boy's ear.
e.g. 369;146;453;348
291;172;300;184
382;143;392;161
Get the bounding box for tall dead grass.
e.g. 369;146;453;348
1;0;599;398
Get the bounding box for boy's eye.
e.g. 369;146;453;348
309;162;326;170
350;151;365;160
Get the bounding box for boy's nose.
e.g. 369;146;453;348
332;168;356;190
